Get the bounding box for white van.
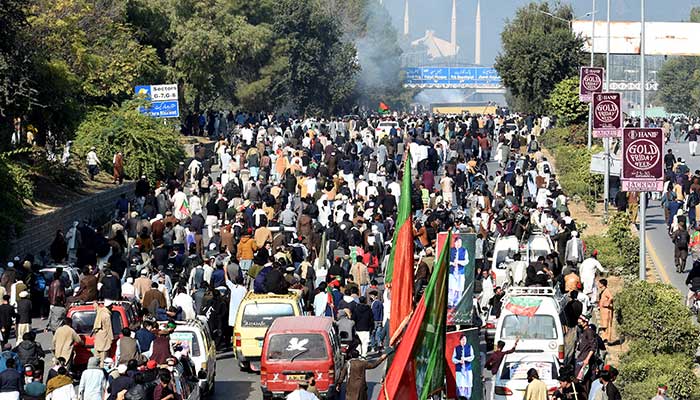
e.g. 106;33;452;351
494;287;565;362
492;234;555;288
168;319;217;395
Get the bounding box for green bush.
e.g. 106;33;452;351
584;212;639;278
619;352;699;400
0;149;35;259
539;126;602;211
616;281;700;356
550;145;602;211
544;77;589;127
74;98;185;183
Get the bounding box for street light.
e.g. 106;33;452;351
537;10;596;28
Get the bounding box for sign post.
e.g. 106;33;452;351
135;84;180;118
579;67;604;103
592;93;622;138
621;128;663;192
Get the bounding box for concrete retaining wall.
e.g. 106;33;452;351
10;183;135;258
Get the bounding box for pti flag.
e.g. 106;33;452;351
505;297;543;317
379;231;450;400
386;151;415;338
379;102;390;114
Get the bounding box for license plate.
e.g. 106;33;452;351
258;340;263;348
286;374;305;381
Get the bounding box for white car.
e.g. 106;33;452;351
40;265;81;297
495;287;565;362
375;121;400;139
493;353;560;400
169;319;217;395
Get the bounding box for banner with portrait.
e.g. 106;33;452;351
437;231;476;326
445;328;483;400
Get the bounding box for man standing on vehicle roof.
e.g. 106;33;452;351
92;299;114;363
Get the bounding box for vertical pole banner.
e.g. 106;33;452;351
579;67;604;102
621;128;664;192
445;328;482;400
592;92;623;138
437;232;476;326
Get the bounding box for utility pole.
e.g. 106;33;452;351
639;0;647;280
587;0;596;149
604;0;611;216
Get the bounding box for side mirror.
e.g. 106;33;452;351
197;370;207;380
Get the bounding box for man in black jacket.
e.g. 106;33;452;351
13;331;44;371
0;358;23;396
354;296;373;357
100;268;121;300
0;296;15;347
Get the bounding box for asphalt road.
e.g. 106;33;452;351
639;140;694;292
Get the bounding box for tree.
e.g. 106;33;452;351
73;98;185;183
268;0;358;114
495;2;584;114
657;57;700;115
165;0;274;113
544;77;588;127
0;0;38;144
28;0;162;103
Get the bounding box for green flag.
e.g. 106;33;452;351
385;150;412;284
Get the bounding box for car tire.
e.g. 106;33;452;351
239;361;250;372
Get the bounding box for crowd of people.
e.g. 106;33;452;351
0;109;637;400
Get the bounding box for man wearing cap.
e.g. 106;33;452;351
92;300;114;362
580;250;607;302
106;364;134;400
86;146;100;180
133;268;152;302
15;291;31;340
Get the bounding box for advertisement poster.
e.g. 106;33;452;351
579;67;604;102
437;232;476;326
592;92;622;138
445;328;482;400
621;128;664;192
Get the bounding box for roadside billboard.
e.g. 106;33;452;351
621;128;664;192
437;231;476;326
592;92;622;138
572;20;700;56
579;67;604;102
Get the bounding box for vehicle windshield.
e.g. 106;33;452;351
170;330;201;357
494;249;518;269
71;310;123;336
266;333;328;361
500;315;557;340
501;361;558;380
241;303;295;328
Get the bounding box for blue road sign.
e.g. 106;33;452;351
142;100;180;118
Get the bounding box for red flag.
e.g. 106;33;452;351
389;220;414;338
379;294;424;400
379;101;390;111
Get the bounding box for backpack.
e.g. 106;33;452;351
543;163;551;174
33;274;46;293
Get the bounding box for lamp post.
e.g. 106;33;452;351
587;0;596;150
639;0;646;280
603;0;611;216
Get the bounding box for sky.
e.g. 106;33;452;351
384;0;700;66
